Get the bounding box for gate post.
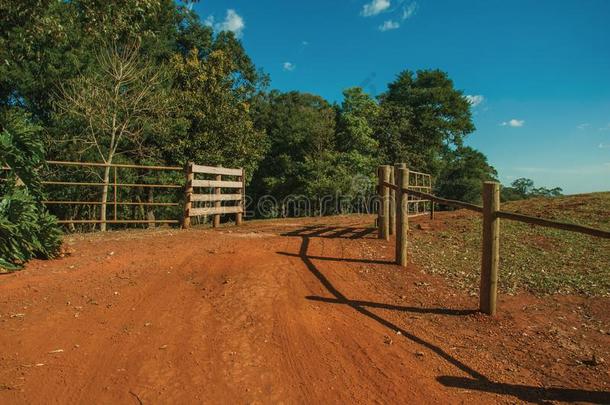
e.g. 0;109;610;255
183;162;194;229
389;166;396;235
236;168;245;226
213;169;221;228
396;166;409;267
480;181;500;315
378;165;391;240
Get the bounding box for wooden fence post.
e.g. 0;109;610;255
480;181;500;315
213;170;221;228
396;166;409;267
377;166;383;238
389;166;396;235
183;162;194;229
377;165;391;240
236;168;245;226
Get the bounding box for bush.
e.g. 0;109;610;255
0;109;62;272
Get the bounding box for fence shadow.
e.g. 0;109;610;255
282;225;376;240
279;228;610;404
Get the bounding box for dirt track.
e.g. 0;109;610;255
1;214;609;404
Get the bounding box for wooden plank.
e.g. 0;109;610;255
396;167;409;267
43;181;182;189
213;174;221;228
191;194;242;202
480;182;500;316
236;168;245;226
57;220;179;224
191;164;243;176
191;179;243;188
43;201;179;206
183;163;194;229
389;166;396;235
380;165;391;240
496;211;610;239
189;206;243;217
46;160;182;171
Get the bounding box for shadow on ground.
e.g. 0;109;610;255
278;225;610;404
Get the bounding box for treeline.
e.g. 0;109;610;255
3;1;563;231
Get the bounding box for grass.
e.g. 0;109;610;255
410;192;610;297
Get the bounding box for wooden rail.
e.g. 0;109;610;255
4;160;245;230
183;162;245;229
378;168;610;316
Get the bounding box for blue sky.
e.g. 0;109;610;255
191;0;610;194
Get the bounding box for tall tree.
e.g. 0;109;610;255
54;42;172;231
376;70;475;176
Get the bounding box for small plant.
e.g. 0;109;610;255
0;108;62;272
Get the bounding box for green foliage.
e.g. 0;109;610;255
501;178;563;202
436;146;498;204
164;48;266;177
0;109;62;271
1;0;500;227
375;70;475;177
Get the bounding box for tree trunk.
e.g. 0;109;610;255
100;164;111;232
146;187;155;228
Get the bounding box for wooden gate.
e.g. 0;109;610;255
183;163;245;229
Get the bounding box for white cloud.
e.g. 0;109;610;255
402;2;418;20
599;143;610;149
302;41;309;46
206;9;245;37
465;95;484;107
362;0;391;17
379;20;400;31
577;123;590;130
283;62;296;72
599;123;610;131
500;119;525;127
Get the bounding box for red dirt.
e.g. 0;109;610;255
1;214;609;404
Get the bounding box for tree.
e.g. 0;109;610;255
250;91;337;214
163;47;267;177
375;70;475;176
436;146;498;204
54;42;172;231
501;178;563;201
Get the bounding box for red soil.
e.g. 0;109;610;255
1;214;609;404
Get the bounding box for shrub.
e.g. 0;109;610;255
0;109;62;272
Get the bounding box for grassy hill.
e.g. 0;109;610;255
411;192;610;297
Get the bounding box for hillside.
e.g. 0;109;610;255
411;192;610;296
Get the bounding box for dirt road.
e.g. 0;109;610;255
1;215;609;404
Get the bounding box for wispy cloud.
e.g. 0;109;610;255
205;9;245;37
465;95;484;107
302;41;309;46
379;20;400;31
599;123;610;131
283;62;296;72
577;123;590;130
500;119;525;128
401;2;418;20
599;143;610;149
362;0;391;17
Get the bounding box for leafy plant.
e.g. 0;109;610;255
0;109;62;272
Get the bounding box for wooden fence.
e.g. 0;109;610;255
377;164;434;242
378;166;610;316
2;160;245;230
183;163;245;229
